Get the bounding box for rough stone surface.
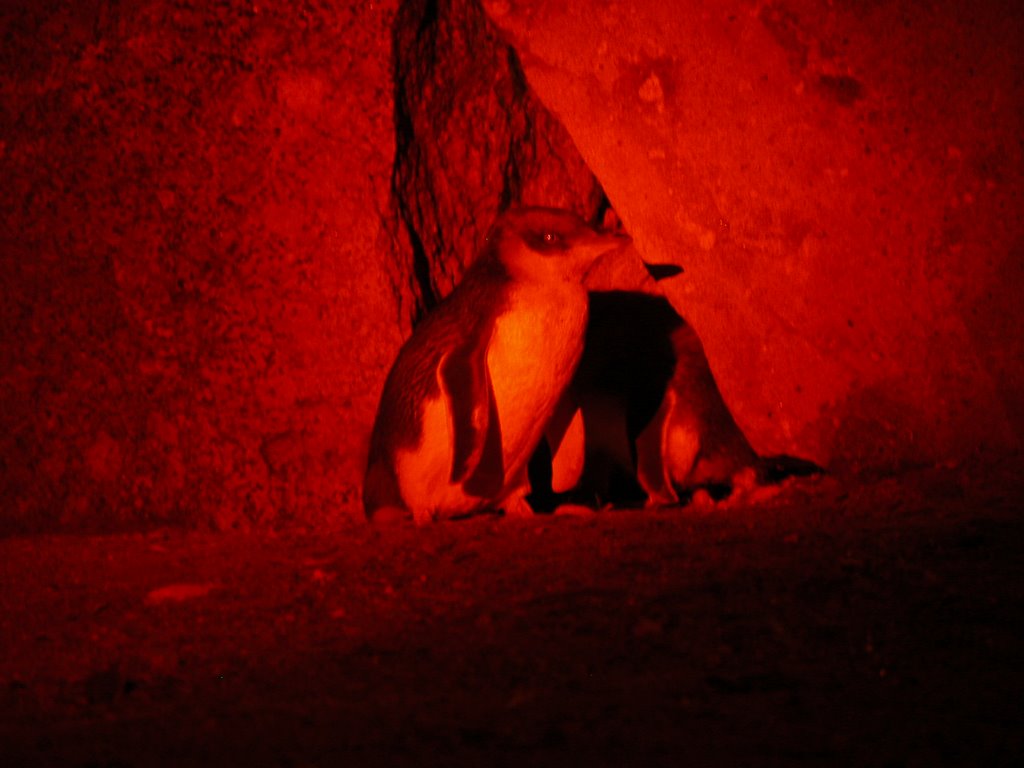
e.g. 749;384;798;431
483;0;1024;472
1;0;403;532
0;0;603;532
3;0;1022;532
390;0;602;318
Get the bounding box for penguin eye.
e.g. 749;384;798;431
531;230;565;252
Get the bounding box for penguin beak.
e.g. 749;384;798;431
598;228;682;281
578;230;633;262
599;230;632;252
643;262;684;281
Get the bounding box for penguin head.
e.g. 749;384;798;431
485;207;632;284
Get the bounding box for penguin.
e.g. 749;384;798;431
529;291;821;510
629;295;762;505
625;295;821;504
364;207;653;524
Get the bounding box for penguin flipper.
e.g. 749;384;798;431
439;343;504;497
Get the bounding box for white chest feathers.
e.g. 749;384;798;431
487;283;589;471
393;282;589;522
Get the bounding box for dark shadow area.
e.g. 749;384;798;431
529;291;821;513
2;460;1022;766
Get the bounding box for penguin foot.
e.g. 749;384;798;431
411;507;438;526
367;505;412;527
500;494;537;519
688;488;718;512
553;503;596;517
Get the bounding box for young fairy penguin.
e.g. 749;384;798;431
535;291;821;510
364;207;636;524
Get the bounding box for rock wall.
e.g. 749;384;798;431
2;0;1021;532
0;0;600;532
390;0;603;319
483;0;1024;473
1;1;403;531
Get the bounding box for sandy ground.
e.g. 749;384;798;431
1;461;1022;767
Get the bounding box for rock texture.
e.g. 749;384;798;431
482;0;1024;472
390;0;602;317
1;1;403;531
0;0;602;531
2;0;1021;532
